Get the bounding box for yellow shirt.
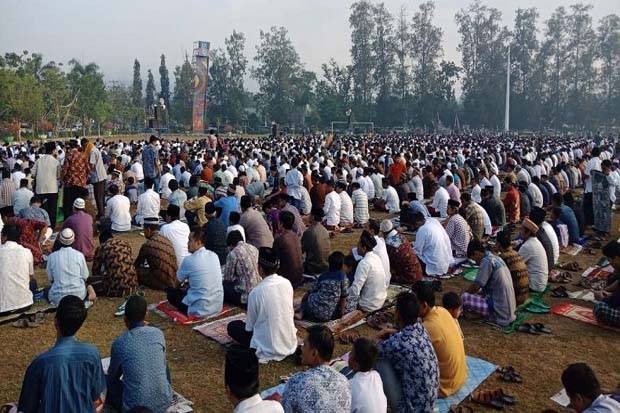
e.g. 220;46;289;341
423;306;468;397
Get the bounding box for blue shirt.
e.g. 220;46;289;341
214;195;240;227
177;247;224;317
142;145;159;178
19;336;106;413
47;247;89;306
108;324;173;413
558;204;580;244
409;200;431;218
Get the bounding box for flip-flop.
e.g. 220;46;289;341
532;323;552;334
551;286;568;298
491;389;516;405
517;323;540;335
470;390;504;410
497;366;523;383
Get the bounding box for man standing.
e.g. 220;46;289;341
107;295;173;413
83;139;107;219
61;140;89;219
142;135;161;190
31;142;60;228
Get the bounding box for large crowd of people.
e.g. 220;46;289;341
0;130;619;412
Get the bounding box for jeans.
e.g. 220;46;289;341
375;359;403;411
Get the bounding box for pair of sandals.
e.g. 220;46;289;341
549;271;573;284
367;310;395;330
551;285;569;298
470;388;516;410
517;322;552;335
12;312;46;328
557;261;582;271
497;366;523;383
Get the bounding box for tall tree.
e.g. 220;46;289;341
225;30;248;125
208;48;230;127
66;60;106;135
372;2;395;124
455;0;510;128
349;1;375;120
394;6;410;123
511;8;540;129
597;14;620;126
145;69;156;111
252;26;304;125
158;54;170;107
315;59;352;127
40;63;71;133
131;59;142;108
171;56;194;129
540;7;569;128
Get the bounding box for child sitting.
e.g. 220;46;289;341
348;337;388;413
227;211;246;241
442;291;464;338
125;177;138;204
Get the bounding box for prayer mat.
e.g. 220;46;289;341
0;302;56;325
462;267;478;282
434;356;498;413
582;265;614;280
294;310;366;333
385;284;411;304
193;313;247;345
567;289;597;303
552;302;620;332
152;301;234;325
562;244;583;256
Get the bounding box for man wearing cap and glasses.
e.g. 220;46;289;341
61;198;95;261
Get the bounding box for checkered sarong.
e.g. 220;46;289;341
594;302;620;327
462;293;490;317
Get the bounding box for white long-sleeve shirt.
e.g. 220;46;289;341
414;218;453;275
105;194;131;232
284;168;303;200
431;187;449;218
349;370;388;413
160;219;191;266
527;183;544;208
135;189;161;225
339;191;354;225
349;251;387;312
323;191;341;226
382;186;400;214
374;236;391;287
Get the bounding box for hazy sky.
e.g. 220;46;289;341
1;0;617;90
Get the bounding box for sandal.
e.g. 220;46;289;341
491;389;516;405
517;323;540;335
532;323;552;334
497;366;523;383
470;390;504;410
338;331;360;345
551;286;568;298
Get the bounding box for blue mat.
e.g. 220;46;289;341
435;356;497;413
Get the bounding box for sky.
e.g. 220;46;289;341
1;0;618;91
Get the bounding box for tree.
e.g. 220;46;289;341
158;54;170;107
208;48;230;126
394;6;410;123
171;56;194;129
40;63;71;133
597;14;620;126
226;30;248;126
349;1;375;120
511;8;540;129
106;81;136;131
372;2;395;124
131;59;142;108
252;26;304;125
145;69;156;111
0;71;44;138
315;59;352;126
66;60;106;135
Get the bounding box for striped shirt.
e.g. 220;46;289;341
0;178;16;207
351;189;369;224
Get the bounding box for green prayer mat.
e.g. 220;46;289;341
462;267;478;282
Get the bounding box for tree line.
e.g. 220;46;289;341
0;0;619;137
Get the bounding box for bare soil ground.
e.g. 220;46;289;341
1;209;619;413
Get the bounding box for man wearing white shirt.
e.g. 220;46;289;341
0;223;34;316
159;167;175;200
284;160;304;211
349;231;387;312
470;177;482;204
518;219;549;293
348;338;388;413
412;213;453;276
336;182;354;227
366;220;391;287
160;205;191;266
380;179;400;214
134;177;160;226
323;181;341;229
584;148;602;226
227;247;298;363
130;158;144;183
430;183;449;218
105;185;131;232
489;173;501;199
527;182;544;208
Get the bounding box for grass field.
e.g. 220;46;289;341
1;210;619;412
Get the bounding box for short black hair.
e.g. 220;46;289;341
144;176;154;190
328;251;344;272
205;202;216;215
602;240;620;259
395;292;420;325
352;337;378;372
412;282;436;307
561;363;601;400
496;229;512;249
166;204;180;220
1;223;20;242
168;179;179;191
467;239;485;257
19;178;28;188
125;295;147;324
306;325;334;362
56;295;87;337
240;195;252;210
359;230;377;250
226;230;243;247
225;345;260;399
229;211;241;225
442;291;462;310
280;210;295;230
529;207;546;226
368;219;380;233
551;192;563;205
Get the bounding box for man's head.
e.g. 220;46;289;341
188;228;204;253
144;176;154;191
551;192;563;207
72;197;85;212
357;230;377;257
394;292;420;328
19;178;28;188
496;229;513;251
124;295;147;328
328;251;344;272
301;325;334;367
168;179;179;192
143;217;160;238
166;204;180;222
467;239;486;264
412;281;436;318
410;212;426;230
229;211;241;226
1;223;20;244
520;218;539;240
240;195;252;211
442;291;462;319
279;210;295;231
310;207;324;224
55;295;87;337
367;219;380;236
225;345;260;404
335;181;346;193
257;247;279;276
460;192;471;206
447;199;460;216
226;230;244;249
602;240;620;271
561;363;601;413
529;207;546;226
348;337;378;373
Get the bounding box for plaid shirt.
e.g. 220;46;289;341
223;241;261;304
594;302;620;327
0;178;16;207
61;148;90;187
463;203;485;240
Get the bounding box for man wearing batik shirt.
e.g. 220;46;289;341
91;230;138;298
444;200;472;258
61;140;90;219
376;292;439;413
380;219;423;284
282;326;351;413
134;217;178;290
223;230;261;306
460;193;484;241
503;176;521;224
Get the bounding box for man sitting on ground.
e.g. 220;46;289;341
91;229;138;298
18;194;50;226
239;195;274;249
160;204;191;267
224;346;284;413
227;247;298;363
301;208;331;276
166;228;223;318
12;179;33;216
105;184;131;232
518;218;549;293
379;219;422;284
134;176;160;226
349;231;387;312
462;240;516;326
134;217;178;290
550;192;580;245
183;182;212;227
223;230;261;306
282;325;351;412
375;292;439;412
413;282;467;397
0;223;34;317
18;296;106;413
529;206;560;270
62;198;94;261
594;241;620;327
273;211;304;287
298;251;355;322
348;338;387;413
107;295;173;413
561;363;620;413
444;199;472;258
411;212;453;276
496;229;530;306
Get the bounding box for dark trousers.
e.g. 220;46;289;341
39;192;58;228
93;180;106;219
583;192;593;226
223;281;243;306
227;320;252;347
63;186;85;219
166;287;188;314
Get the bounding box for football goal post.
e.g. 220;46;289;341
330;121;374;134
